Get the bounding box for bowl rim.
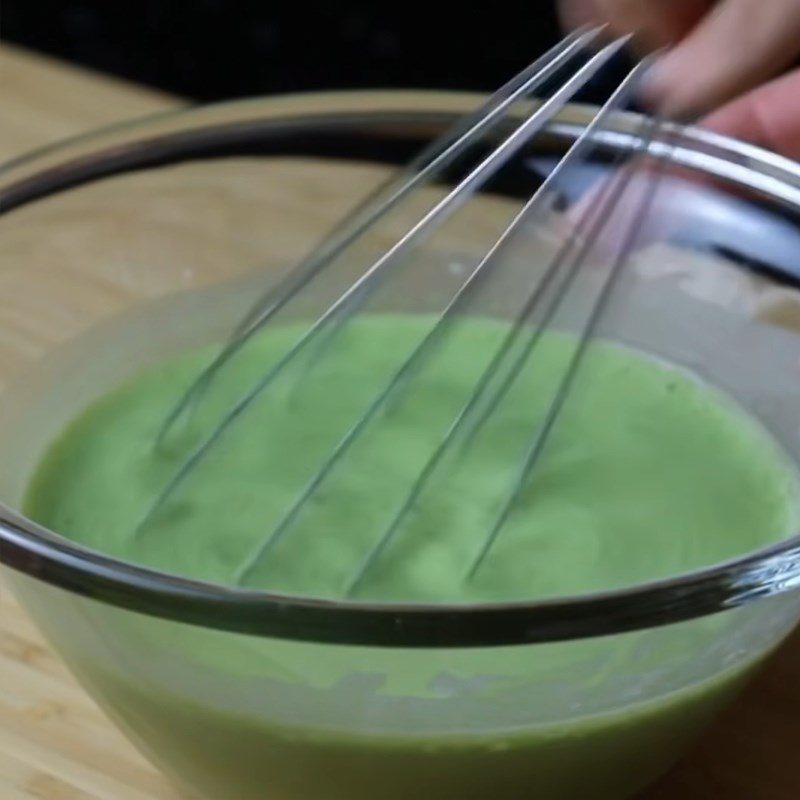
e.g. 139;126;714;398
1;89;799;648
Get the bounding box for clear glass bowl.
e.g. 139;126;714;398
1;91;799;800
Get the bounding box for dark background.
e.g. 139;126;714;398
3;1;565;100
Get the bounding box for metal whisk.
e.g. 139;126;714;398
140;29;673;596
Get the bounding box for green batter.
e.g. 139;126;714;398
21;314;800;800
25;315;797;601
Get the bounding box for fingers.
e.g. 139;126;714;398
559;0;800;121
558;0;600;30
595;0;711;48
558;0;710;48
702;68;800;159
644;0;800;116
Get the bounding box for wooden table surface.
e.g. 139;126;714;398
0;41;798;800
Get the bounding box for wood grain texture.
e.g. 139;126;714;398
0;42;798;800
0;42;176;163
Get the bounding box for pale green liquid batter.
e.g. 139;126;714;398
26;315;797;600
22;315;800;800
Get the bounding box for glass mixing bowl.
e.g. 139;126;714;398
0;92;799;800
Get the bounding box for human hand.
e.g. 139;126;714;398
559;0;800;158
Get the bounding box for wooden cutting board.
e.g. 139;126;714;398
0;41;798;800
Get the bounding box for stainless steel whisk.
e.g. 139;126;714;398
139;29;673;595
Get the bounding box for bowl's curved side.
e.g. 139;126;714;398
0;91;798;647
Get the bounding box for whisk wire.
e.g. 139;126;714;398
138;36;631;536
466;116;673;578
344;63;656;595
155;26;604;449
139;35;677;597
233;52;647;587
